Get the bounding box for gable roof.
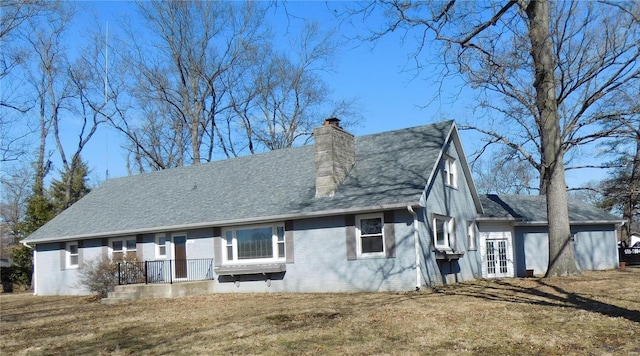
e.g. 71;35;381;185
26;120;477;243
480;194;622;224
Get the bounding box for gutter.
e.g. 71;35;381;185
407;205;421;291
21;240;33;249
25;201;424;244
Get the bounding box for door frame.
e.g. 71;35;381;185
171;233;188;280
479;230;515;278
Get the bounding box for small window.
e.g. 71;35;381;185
225;230;233;260
156;234;167;258
467;221;478;251
111;237;137;261
357;214;385;257
433;215;455;250
444;157;457;188
276;226;285;258
66;242;79;268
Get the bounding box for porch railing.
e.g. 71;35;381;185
117;259;214;285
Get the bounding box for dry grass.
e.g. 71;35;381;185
1;269;639;355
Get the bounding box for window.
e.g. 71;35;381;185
156;234;167;258
467;221;478;251
111;237;137;261
357;214;385;257
444;156;457;187
223;224;285;263
66;242;79;268
433;215;455;250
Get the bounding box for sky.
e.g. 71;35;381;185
6;1;609;191
74;1;471;180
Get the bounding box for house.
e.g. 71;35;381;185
23;119;622;295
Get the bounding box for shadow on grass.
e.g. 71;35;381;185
434;275;640;324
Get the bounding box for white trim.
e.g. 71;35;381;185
479;231;515;278
433;215;455;250
109;236;137;260
33;249;37;295
66;241;79;269
356;213;385;258
155;233;168;258
170;232;187;260
222;223;286;265
467;221;478;251
443;156;457;188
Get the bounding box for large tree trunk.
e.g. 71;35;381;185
526;0;579;276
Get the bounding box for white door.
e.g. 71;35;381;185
480;231;514;278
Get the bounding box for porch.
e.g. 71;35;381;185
101;258;215;304
101;280;215;304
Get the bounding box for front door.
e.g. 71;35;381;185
480;231;514;278
173;235;187;279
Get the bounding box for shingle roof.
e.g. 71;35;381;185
25;121;456;243
480;194;621;223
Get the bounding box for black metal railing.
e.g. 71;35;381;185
117;259;214;285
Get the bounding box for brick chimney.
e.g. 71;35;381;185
314;118;355;197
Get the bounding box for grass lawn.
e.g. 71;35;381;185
1;268;639;355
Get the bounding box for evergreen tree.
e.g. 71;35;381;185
49;157;91;213
12;183;55;286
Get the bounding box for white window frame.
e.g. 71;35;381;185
467;221;478;251
356;213;385;258
109;236;137;261
155;234;168;258
222;223;285;264
433;215;455;250
444;156;457;188
66;241;79;269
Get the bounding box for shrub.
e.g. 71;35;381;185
77;255;145;297
77;255;119;298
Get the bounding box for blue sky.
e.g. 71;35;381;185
18;1;607;190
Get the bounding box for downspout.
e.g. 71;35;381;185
407;206;421;291
21;241;36;295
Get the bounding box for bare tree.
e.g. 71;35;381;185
0;0;60;162
113;1;270;171
472;149;536;195
597;105;640;241
344;0;638;276
231;21;361;153
0;165;32;257
22;5;75;196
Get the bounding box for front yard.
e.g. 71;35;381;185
1;269;639;355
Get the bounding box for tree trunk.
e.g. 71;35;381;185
526;0;580;277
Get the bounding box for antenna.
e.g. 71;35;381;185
104;21;110;180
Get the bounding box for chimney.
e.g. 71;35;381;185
314;118;355;197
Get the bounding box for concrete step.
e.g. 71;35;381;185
107;291;139;300
101;297;133;305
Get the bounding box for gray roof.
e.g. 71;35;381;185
25;121;456;243
480;194;621;223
